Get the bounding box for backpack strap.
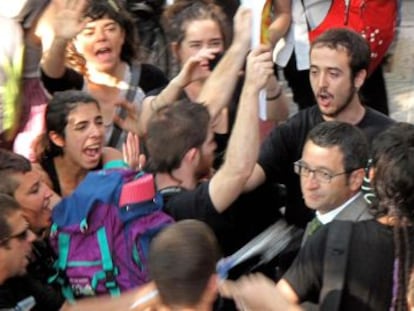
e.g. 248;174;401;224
94;227;121;297
159;186;185;203
48;232;75;302
132;243;144;271
108;64;142;148
319;221;354;311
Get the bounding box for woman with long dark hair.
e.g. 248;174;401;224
33;90;128;197
41;0;204;150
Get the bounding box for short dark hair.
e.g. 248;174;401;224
148;220;220;308
306;121;368;173
146;99;210;174
0;149;31;196
34;90;100;160
0;194;21;246
310;28;371;79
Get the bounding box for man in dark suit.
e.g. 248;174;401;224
296;121;373;244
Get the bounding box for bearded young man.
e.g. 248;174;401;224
146;46;280;257
244;28;394;229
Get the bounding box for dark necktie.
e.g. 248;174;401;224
306;217;323;238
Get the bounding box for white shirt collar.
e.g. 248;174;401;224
316;192;362;225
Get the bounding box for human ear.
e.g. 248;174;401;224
49;131;65;148
349;168;365;191
354;69;367;90
204;274;219;302
183;147;199;165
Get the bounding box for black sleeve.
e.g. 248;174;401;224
0;276;64;311
164;182;237;254
24;277;65;311
0;283;18;309
258;114;303;184
164;182;220;221
357;107;395;144
140;63;169;96
40;68;84;94
257;107;322;184
283;225;328;303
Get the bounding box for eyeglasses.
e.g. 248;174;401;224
0;227;30;245
293;160;351;183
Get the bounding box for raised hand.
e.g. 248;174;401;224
174;48;219;87
245;45;274;91
53;0;90;40
122;132;146;171
232;7;253;55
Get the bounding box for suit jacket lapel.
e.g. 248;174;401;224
335;192;372;222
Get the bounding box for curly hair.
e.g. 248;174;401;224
370;122;414;311
66;0;141;75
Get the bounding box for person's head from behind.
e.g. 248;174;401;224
0;149;53;235
370;122;414;311
0;194;36;283
68;0;139;74
146;99;216;179
309;28;370;119
34;90;104;170
163;0;230;79
295;121;368;214
148;220;220;309
370;122;414;220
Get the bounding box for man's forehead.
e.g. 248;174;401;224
310;45;350;64
303;141;344;164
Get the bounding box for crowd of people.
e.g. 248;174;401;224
0;0;411;310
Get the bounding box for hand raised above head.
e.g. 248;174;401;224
232;7;252;55
53;0;91;40
245;45;274;91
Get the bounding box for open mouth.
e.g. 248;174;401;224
317;92;333;106
95;47;112;61
83;144;102;161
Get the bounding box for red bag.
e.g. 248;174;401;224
309;0;398;74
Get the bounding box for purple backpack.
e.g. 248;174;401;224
48;169;173;301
